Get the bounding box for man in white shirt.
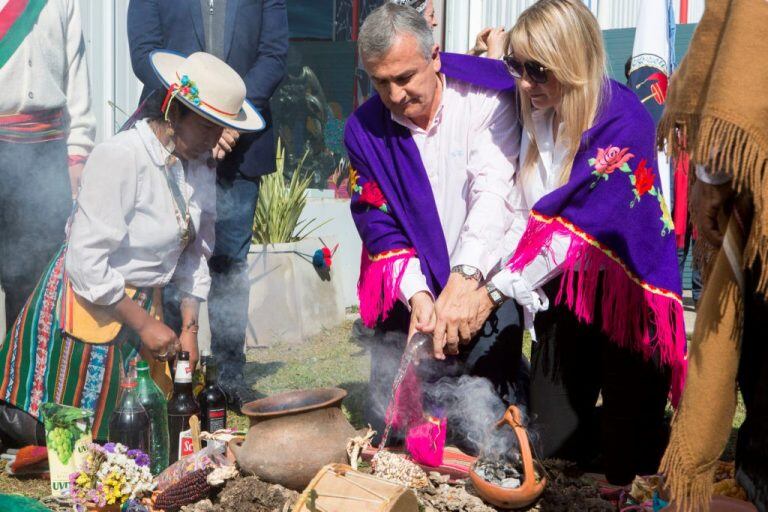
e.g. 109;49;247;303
346;4;526;448
0;0;95;326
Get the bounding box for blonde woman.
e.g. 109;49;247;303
461;0;686;484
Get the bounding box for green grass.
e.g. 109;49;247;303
227;318;370;431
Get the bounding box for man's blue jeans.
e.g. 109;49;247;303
208;171;261;380
164;170;260;381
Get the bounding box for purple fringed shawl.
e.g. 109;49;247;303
507;81;686;403
344;53;515;327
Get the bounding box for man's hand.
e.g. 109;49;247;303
212;127;241;161
408;291;437;357
468;287;496;336
691;179;734;247
68;163;85;198
433;273;481;357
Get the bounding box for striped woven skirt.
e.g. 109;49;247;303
0;246;152;440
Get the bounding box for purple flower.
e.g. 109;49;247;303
69;471;79;488
127;449;150;467
87;487;106;508
103;442;117;453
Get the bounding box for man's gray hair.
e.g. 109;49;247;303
358;4;434;61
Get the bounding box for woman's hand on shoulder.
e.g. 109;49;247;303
485;27;507;60
470;28;491;56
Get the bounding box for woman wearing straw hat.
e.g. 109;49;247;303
0;51;263;444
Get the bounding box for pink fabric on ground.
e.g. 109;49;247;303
406;417;447;467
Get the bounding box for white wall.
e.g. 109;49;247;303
79;0;144;143
444;0;703;53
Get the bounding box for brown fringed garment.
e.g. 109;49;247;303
657;1;768;510
659;0;768;293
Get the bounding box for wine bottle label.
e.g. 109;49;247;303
178;429;194;459
207;408;226;432
174;361;192;383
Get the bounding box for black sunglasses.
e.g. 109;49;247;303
502;55;549;84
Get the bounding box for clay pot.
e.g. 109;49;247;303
229;387;356;490
469;405;546;509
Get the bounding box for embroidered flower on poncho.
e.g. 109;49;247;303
591;145;634;179
360;181;388;211
589;145;674;237
633;158;655;197
348;167;361;195
349;166;389;213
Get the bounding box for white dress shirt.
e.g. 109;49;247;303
0;0;95;156
66;120;216;305
491;108;571;327
394;74;520;303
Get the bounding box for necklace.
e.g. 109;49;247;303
150;121;193;248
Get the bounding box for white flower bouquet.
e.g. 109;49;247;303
69;442;156;510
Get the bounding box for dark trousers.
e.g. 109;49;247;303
208;170;261;380
0;139;70;326
678;227;703;304
530;279;671;485
366;299;529;454
736;258;768;512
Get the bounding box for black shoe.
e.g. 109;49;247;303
218;379;259;413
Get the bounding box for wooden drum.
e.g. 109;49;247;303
292;464;419;512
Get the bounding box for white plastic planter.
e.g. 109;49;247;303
244;237;346;347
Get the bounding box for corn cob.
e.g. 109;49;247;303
155;468;214;511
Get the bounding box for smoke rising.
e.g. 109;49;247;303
358;320;529;462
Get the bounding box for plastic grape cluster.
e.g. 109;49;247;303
48;427;76;464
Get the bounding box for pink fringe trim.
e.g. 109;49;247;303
508;213;688;406
358;247;416;328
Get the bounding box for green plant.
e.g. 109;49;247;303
252;139;327;244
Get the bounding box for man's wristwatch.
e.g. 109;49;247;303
485;281;507;308
451;264;482;281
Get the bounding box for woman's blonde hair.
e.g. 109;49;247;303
507;0;607;184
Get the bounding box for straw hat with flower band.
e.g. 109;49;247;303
149;50;265;133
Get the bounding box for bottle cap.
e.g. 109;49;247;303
177;351;190;361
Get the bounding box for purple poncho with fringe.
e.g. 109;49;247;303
344;53;686;403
